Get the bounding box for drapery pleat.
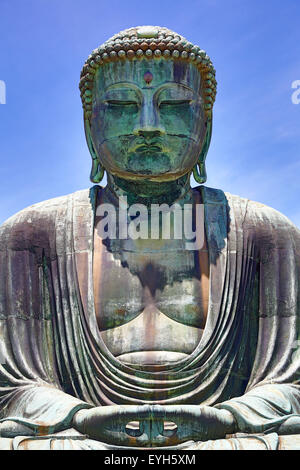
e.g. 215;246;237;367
0;186;299;442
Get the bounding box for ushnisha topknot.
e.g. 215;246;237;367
79;26;217;120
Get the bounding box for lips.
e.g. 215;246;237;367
135;145;163;153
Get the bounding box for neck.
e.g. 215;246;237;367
105;173;192;206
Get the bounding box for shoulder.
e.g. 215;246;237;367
0;189;92;251
225;191;300;252
196;185;299;247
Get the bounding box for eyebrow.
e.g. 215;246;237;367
103;82;195;98
155;82;195;93
104;83;141;93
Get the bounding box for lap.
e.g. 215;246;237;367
1;430;300;450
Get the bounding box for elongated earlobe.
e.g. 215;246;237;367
84;118;105;184
193;161;207;184
192;119;212;185
90;159;105;183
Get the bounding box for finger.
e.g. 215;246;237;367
153;405;201;422
85;405;152;423
103;430;152;448
116;405;154;422
139;415;164;438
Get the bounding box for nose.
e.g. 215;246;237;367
133;97;165;138
134;128;164;139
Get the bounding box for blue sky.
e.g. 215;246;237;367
0;0;299;226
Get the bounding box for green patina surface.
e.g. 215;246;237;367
87;57;210;194
0;26;299;451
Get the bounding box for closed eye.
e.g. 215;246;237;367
159;100;191;107
106;100;138;106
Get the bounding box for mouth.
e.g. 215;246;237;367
135;145;163;154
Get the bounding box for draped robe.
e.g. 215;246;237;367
0;185;300;450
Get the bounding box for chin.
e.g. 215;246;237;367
125;152;172;175
112;169;189;183
106;153;191;182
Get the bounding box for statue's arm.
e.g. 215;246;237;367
215;208;300;436
0;385;93;437
0;212;93;439
215;384;300;435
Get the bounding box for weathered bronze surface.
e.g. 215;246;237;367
0;26;300;450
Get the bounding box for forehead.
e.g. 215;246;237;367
93;59;202;93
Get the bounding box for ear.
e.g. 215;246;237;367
84;118;104;183
84;118;98;161
199;118;212;164
192;117;213;184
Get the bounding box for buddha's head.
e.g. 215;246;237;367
79;26;217;186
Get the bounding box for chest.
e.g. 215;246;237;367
93;235;209;332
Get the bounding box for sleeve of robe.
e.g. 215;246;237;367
0;194;93;437
216;200;300;435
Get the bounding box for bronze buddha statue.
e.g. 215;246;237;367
0;26;300;450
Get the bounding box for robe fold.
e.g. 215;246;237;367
0;185;300;450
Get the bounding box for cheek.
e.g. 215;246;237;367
160;104;204;137
159;106;191;133
93;105;139;139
